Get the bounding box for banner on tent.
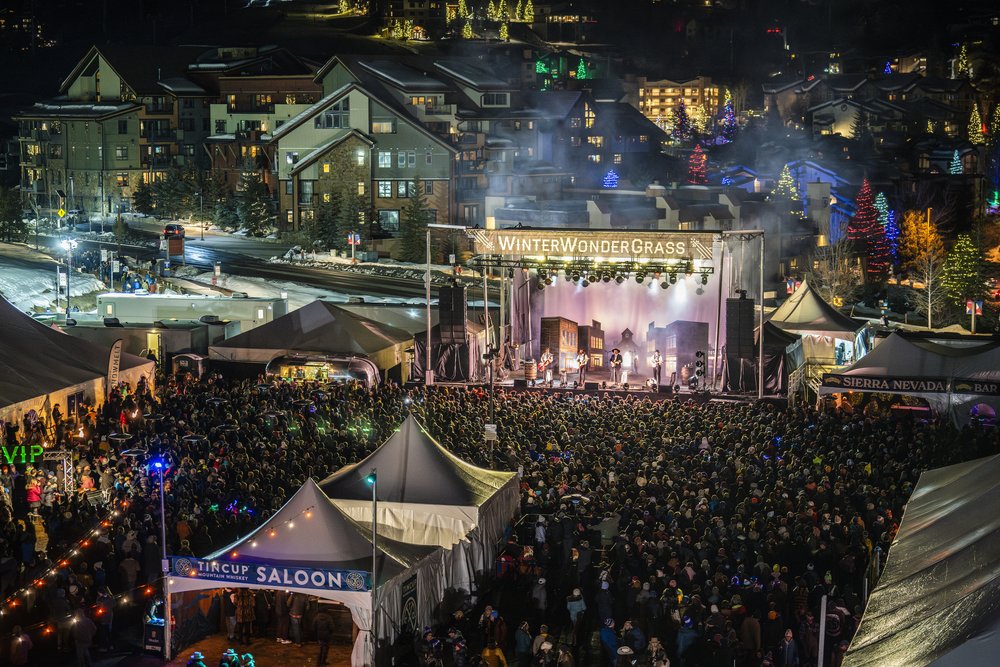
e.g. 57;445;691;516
466;228;715;260
822;374;949;393
951;379;1000;395
400;574;418;636
170;557;370;592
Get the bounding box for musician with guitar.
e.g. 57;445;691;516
609;348;623;386
575;349;588;385
538;347;554;387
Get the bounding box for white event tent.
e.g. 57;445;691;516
319;415;519;592
167;478;444;666
768;278;867;364
844;453;1000;667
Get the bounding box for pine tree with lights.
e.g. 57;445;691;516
672;100;692;141
720;89;737;142
687;145;708;185
926;119;934;134
576;59;588;80
499;0;510;22
969;104;986;145
847;178;888;280
457;0;468;18
499;21;509;40
950;150;963;175
942;233;984;304
523;0;533;22
875;192;900;265
487;0;497;19
990;105;1000;143
514;0;522;20
956;44;970;78
769;164;800;205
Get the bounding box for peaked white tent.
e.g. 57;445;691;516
167;479;444;666
320;415;519;589
845;454;1000;667
768;278;867;363
820;333;1000;422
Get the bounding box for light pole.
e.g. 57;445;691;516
152;458;171;661
196;192;205;241
60;239;78;315
365;470;378;663
425;224;467;385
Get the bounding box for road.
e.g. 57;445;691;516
31;221;487;302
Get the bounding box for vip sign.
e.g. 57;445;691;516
2;445;45;464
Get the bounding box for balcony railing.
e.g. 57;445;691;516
144;104;174;115
228;104;275;114
140;129;176;141
141;156;173;168
22;154;46;167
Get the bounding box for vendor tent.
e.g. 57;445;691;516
167;478;444;666
320;415;519;588
844;453;1000;667
819;333;1000;422
0;298;154;424
768;279;866;363
208;300;412;380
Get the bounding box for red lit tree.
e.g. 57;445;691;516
687;145;708;184
847;178;888;281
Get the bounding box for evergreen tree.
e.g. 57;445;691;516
311;190;342;250
720;90;737;142
0;186;26;243
462;20;473;38
514;0;522;20
523;0;533;22
576;59;588;80
487;0;497;20
926;119;934;134
955;43;970;78
990;105;1000;143
214;195;240;231
768;164;800;210
337;190;368;252
687;145;707;185
968;103;986;145
950;150;963;175
457;0;468;17
399;177;431;262
874;192;900;265
846;178;888;281
499;21;509;40
942;234;984;304
850;108;870;143
237;169;273;237
133;180;155;216
498;0;510;22
672;100;691;141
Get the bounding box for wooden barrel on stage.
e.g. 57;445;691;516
524;360;537;381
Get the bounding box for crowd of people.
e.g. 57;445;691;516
1;372;998;667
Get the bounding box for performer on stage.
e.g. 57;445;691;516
575;349;588;384
539;347;554;387
609;348;623;386
650;349;663;386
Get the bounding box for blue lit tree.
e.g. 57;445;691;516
875;192;900;265
950;150;963;175
602;169;620;189
672;100;692;142
720;89;737;142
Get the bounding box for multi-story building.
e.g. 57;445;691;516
624;75;721;131
15;45;213;217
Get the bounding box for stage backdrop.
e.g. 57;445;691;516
526;261;725;378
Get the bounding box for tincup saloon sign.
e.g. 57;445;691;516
171;557;370;592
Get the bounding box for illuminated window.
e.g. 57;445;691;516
322;193;331;202
377;181;392;197
115;146;128;160
323;163;331;173
315;99;349;129
584;103;595;128
588;154;601;163
357;181;365;195
378;151;391;168
356;150;365;166
371;119;396;133
587;135;603;147
115;173;128;187
613;154;622;164
639;135;648;143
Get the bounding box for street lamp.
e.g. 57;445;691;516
365;470;378;662
425;224;466;386
195;192;205;241
60;239;78;315
151;458;171;660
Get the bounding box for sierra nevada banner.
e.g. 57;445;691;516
822;374;949;393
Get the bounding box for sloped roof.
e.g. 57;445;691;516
212;300;411;356
768;278;863;336
205;478;436;581
844;453;1000;667
0;298;152;411
289;129;374;176
60;45;207;97
320;414;515;506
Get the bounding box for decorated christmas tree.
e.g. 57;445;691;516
950;150;963;175
847;178;889;280
462;19;473;38
875;192;900;265
576;59;588;80
487;0;497;20
991;105;1000;143
942;234;984;304
523;0;533;22
687;145;708;185
514;0;522;20
956;44;970;78
720;90;737;142
602;169;620;189
672;100;691;141
499;21;509;40
969;104;986;145
458;0;468;17
768;164;800;207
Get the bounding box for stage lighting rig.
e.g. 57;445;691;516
669;273;678;285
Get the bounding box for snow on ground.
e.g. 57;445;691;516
192;272;429;310
0;244;106;312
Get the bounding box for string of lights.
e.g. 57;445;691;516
1;498;132;614
225;505;317;556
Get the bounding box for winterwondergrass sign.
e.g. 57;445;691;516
467;229;715;261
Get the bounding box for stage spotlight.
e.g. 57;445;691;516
615;275;625;284
581;279;589;287
548;275;557;286
660;281;669;289
572;271;581;282
669;273;678;285
588;274;598;283
701;273;709;285
674;385;681;394
602;273;611;283
696;287;704;295
538;269;548;282
635;275;644;284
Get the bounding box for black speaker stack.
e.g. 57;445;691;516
726;297;755;360
438;285;467;343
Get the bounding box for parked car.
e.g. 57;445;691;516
164;223;186;239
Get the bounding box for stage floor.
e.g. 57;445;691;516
499;367;696;392
167;634;353;666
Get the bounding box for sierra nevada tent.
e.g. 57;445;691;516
844;453;1000;667
167;478;444;666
